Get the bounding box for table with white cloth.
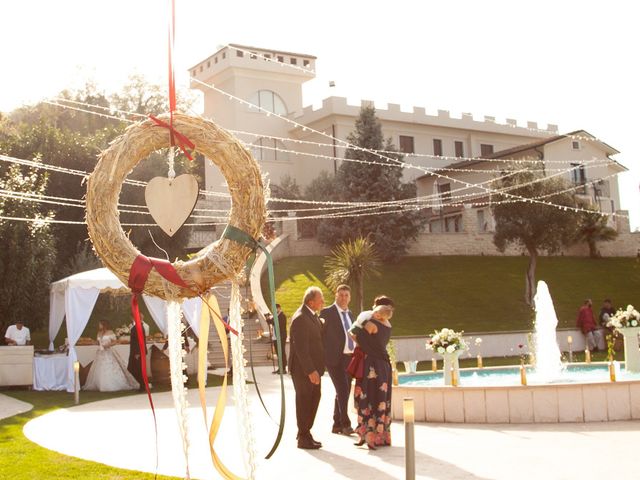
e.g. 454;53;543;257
75;343;199;376
33;354;68;391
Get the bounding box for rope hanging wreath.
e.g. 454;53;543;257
85;112;266;298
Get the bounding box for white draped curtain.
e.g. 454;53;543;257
48;290;66;351
142;295;202;337
64;287;100;392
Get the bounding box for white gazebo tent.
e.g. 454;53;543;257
49;268;202;392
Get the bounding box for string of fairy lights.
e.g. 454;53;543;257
42;96;621;207
190;78;624;216
1;75;627;227
0;149;623;230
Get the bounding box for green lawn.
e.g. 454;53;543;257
262;256;640;336
0;374;223;479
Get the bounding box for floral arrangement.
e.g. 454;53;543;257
607;305;640;329
426;328;467;354
114;324;131;338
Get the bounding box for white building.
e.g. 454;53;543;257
189;44;634;254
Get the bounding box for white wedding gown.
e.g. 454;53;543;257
83;331;140;391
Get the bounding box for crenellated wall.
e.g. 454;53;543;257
293;96;558;137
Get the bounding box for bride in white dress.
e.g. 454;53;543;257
83;320;140;391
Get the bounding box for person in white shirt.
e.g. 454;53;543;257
4;321;31;346
321;285;356;436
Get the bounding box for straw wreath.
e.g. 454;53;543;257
86;112;266;299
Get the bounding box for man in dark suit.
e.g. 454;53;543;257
128;313;148;391
289;286;325;449
321;284;355;435
266;303;287;374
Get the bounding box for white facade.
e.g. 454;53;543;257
189;44;631;246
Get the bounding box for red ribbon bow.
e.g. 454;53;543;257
148;114;195;161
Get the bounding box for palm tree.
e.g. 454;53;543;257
574;209;618;258
324;236;381;312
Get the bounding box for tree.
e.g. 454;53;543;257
491;169;579;306
300;171;338;238
0;163;56;334
574;207;618;258
0;76;202;274
316;106;425;261
324;236;381;312
59;242;103;278
268;174;302;217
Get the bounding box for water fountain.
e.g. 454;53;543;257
393;280;640;423
532;281;563;382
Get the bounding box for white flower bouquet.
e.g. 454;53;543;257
114;324;132;338
607;305;640;330
426;327;467;354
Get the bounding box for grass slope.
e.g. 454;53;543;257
263;256;640;336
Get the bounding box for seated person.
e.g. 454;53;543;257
4;320;31;346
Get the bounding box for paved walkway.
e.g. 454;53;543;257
0;392;32;420
23;367;640;479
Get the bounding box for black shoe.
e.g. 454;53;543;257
298;437;321;449
332;426;342;434
341;426;355;436
309;435;322;447
354;439;365;447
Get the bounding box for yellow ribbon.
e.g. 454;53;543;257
198;294;246;480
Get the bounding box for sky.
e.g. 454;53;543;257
1;0;638;230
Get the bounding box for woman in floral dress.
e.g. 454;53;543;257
351;304;394;450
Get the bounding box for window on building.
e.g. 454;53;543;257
433;138;443;157
570;163;586;185
250;52;258;59
251;138;289;162
248;90;288;115
277;55;284;62
594;180;610;198
207;60;210;68
192;70;197;76
480;144;494;156
199;65;203;72
455;141;464;158
215;56;218;64
437;183;451;201
445;215;462;233
477;209;488;232
290;57;297;65
264;54;271;60
399;135;415;154
222;52;226;59
303;59;310;67
236;50;244;57
429;219;443;233
572;140;581;150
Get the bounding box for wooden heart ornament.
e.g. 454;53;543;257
145;174;199;236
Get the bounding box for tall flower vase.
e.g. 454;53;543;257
620;327;640;373
441;350;463;385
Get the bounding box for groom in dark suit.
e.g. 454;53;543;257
321;284;355;435
128;313;148;391
289;286;325;449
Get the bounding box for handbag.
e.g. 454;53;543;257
347;346;365;379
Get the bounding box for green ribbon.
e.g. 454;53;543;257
222;225;284;459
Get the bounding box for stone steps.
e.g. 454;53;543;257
206;281;275;369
